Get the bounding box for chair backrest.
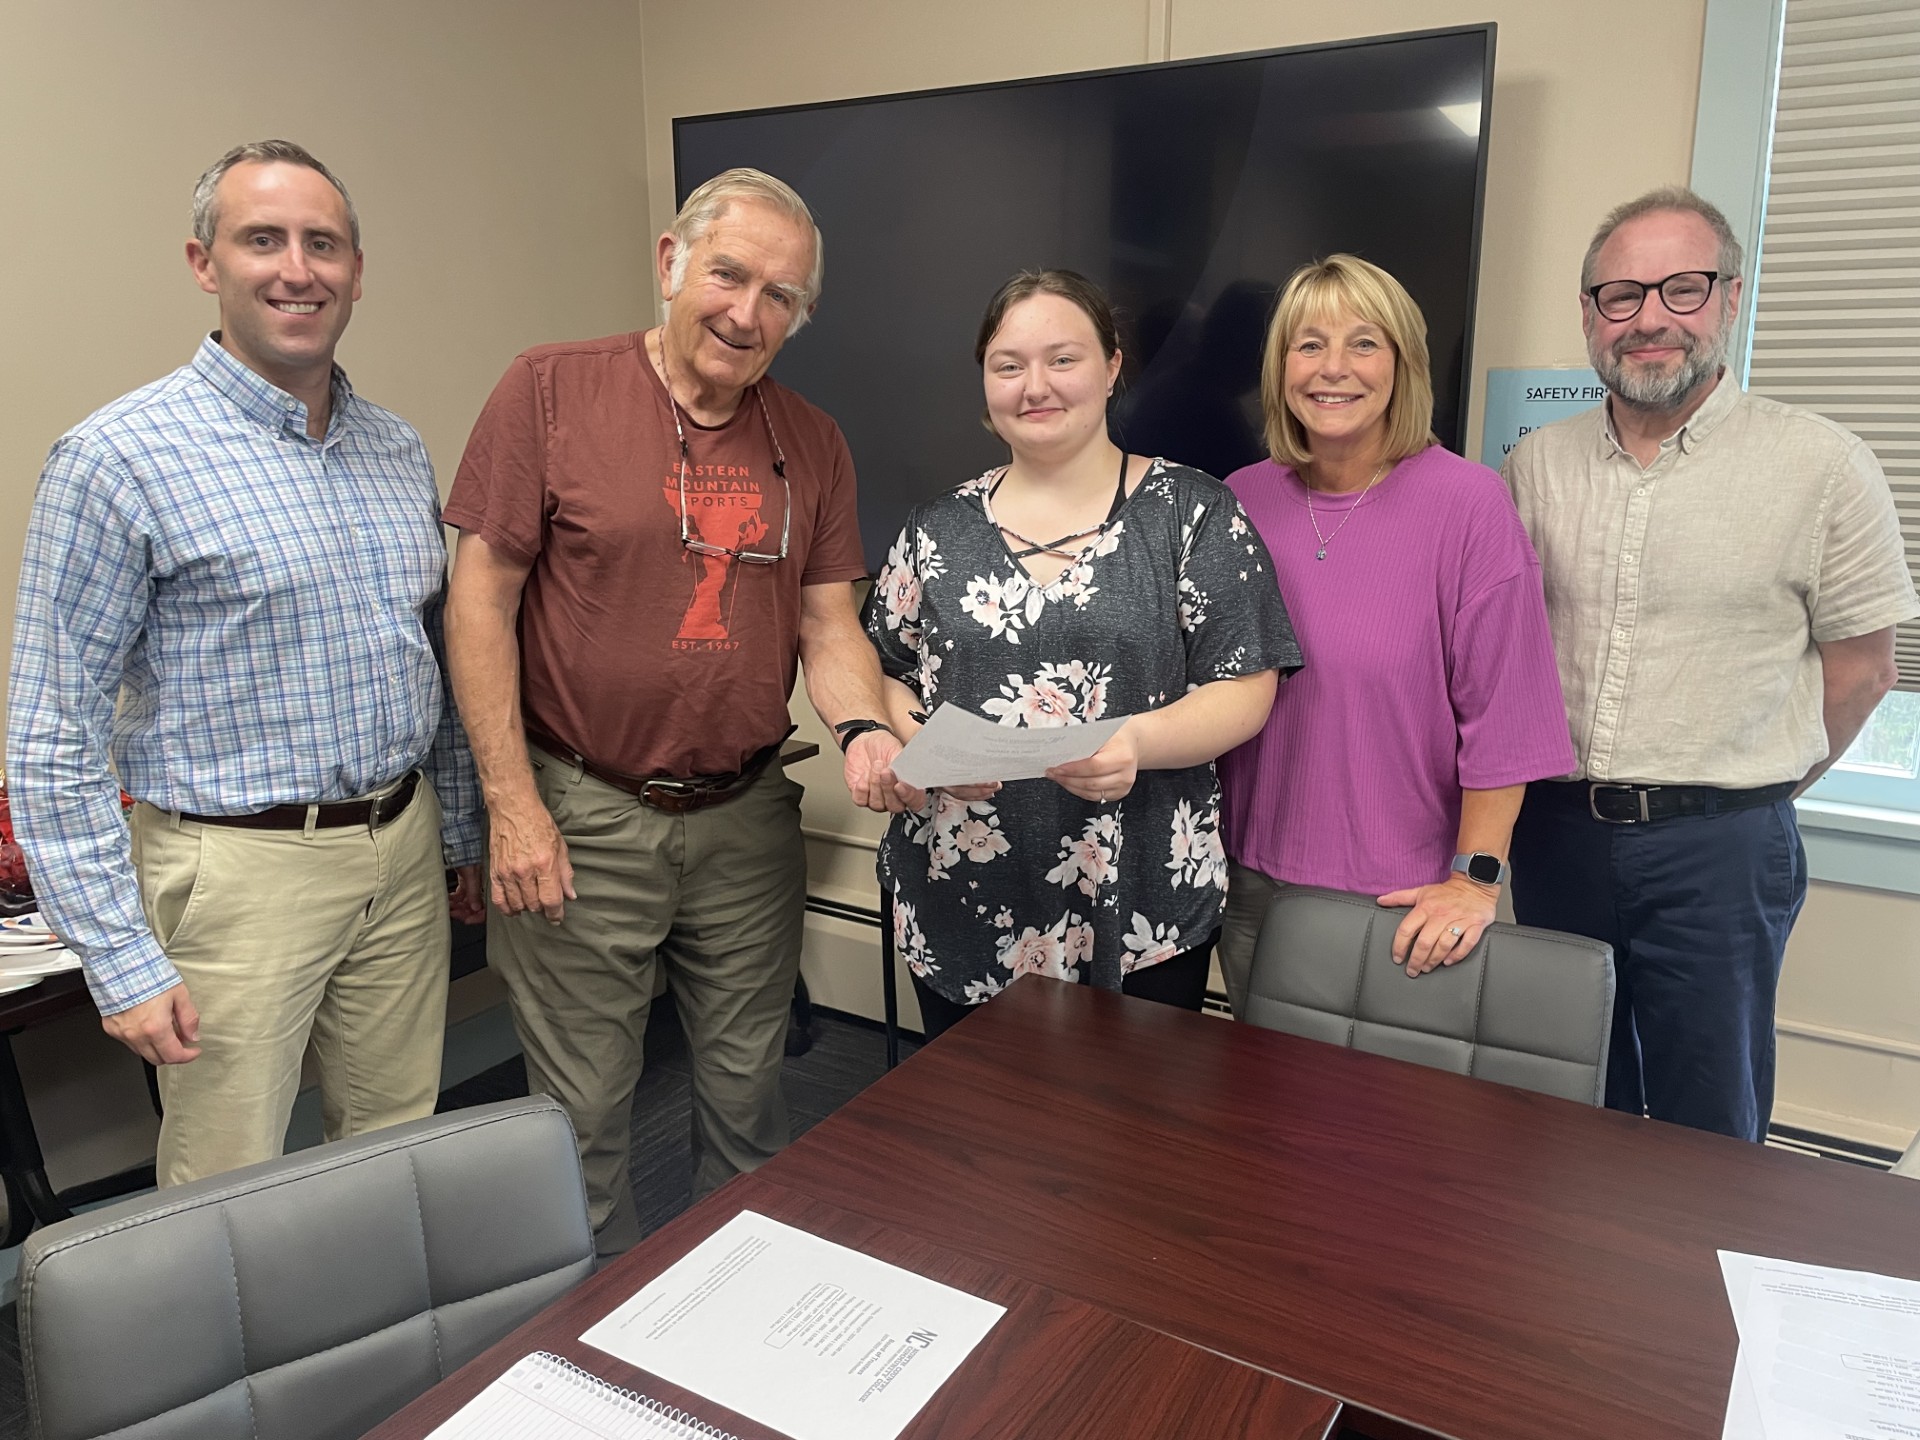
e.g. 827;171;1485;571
1244;886;1616;1106
19;1095;594;1440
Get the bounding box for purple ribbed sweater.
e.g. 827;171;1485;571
1219;445;1575;894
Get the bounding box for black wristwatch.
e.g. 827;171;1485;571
1451;852;1510;885
832;719;894;753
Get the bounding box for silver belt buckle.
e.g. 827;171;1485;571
368;773;412;828
1589;783;1651;824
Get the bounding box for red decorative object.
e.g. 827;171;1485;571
0;784;32;911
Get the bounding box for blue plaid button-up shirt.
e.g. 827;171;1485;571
6;337;482;1014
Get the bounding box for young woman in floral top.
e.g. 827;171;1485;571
863;270;1301;1040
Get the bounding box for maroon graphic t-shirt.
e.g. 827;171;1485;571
446;331;866;777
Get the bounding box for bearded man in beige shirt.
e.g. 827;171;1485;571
1504;187;1918;1143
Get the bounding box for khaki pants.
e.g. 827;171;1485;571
130;778;450;1188
1217;860;1288;1018
488;749;806;1257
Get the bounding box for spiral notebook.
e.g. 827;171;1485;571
424;1352;744;1440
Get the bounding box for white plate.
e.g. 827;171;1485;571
0;952;78;978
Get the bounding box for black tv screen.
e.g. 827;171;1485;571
675;25;1495;570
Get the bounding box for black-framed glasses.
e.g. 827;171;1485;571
659;347;792;564
1585;270;1724;322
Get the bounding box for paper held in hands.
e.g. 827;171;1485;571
889;704;1127;789
581;1210;1005;1440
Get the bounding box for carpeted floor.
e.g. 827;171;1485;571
0;998;918;1439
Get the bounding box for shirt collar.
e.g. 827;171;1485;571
191;334;355;440
1598;367;1741;460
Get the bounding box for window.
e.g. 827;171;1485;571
1809;690;1920;814
1745;0;1920;703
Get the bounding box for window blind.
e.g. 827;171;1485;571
1747;0;1920;689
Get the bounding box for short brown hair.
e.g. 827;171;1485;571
975;269;1121;366
192;140;359;250
1259;254;1437;470
1581;186;1742;290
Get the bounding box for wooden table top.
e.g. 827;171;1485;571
752;976;1920;1440
366;1174;1340;1440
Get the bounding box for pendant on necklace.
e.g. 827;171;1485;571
1316;548;1327;560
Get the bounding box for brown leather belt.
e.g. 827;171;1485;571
525;727;791;814
178;770;421;832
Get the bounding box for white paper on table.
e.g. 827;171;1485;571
1719;1250;1765;1440
580;1210;1006;1440
1718;1250;1920;1440
889;704;1126;789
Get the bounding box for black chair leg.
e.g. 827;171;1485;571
786;975;815;1058
881;890;899;1070
0;1032;72;1243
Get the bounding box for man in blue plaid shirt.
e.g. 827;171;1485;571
5;140;482;1187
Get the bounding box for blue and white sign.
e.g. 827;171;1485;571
1480;367;1607;470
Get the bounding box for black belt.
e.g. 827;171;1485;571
1548;779;1797;825
179;770;421;832
525;727;792;814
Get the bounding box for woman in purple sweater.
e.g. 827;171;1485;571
1216;255;1575;1013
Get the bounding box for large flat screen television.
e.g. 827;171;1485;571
675;25;1495;570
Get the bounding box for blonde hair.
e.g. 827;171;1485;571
1259;254;1438;470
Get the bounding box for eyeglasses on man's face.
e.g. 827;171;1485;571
1585;270;1724;323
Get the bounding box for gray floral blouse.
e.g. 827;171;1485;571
864;458;1301;1006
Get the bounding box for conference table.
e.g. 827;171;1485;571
370;976;1920;1440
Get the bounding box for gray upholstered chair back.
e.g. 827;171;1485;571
19;1095;594;1440
1244;886;1616;1105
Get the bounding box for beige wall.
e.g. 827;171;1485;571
0;0;652;740
0;0;651;1191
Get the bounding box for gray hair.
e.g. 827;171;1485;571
664;168;823;337
191;140;360;251
1581;185;1742;290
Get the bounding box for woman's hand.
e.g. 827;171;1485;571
1377;874;1499;977
1045;724;1140;803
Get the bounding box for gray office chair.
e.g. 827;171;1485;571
1243;886;1616;1105
19;1095;595;1440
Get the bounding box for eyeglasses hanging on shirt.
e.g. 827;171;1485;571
658;345;793;565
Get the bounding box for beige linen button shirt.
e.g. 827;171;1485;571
1504;373;1918;787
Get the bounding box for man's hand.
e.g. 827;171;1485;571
103;983;201;1065
844;728;918;813
489;798;576;922
448;864;486;925
1378;875;1500;977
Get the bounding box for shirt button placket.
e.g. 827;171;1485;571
1592;473;1652;777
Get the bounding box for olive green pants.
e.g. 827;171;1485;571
488;748;806;1256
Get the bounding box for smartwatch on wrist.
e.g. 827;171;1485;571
1451;852;1510;886
832;719;893;753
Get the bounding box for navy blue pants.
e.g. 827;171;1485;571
1510;782;1807;1143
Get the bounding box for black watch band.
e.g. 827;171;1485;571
832;719;893;753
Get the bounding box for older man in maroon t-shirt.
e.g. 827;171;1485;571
445;169;907;1255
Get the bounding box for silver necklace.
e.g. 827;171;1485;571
1306;461;1389;560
